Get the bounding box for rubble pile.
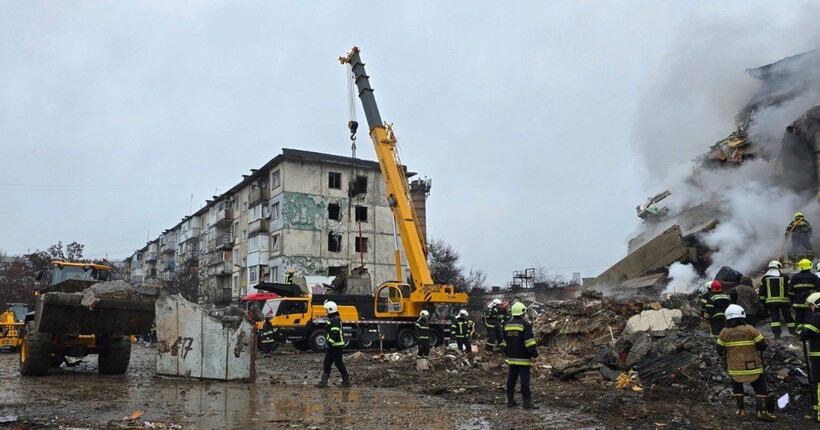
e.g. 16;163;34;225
79;280;160;310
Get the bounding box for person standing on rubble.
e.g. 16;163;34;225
786;212;813;261
730;276;761;327
316;301;351;388
285;268;296;284
484;299;502;352
415;310;430;359
790;259;820;327
501;302;539;409
717;304;776;421
701;281;731;338
452;309;474;354
758;260;796;339
797;292;820;422
260;319;275;358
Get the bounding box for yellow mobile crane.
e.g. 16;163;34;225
264;47;467;351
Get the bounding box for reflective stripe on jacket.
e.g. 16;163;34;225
415;316;430;340
500;316;538;366
759;274;791;304
326;314;345;347
716;324;766;383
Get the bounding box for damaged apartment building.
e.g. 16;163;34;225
124;148;431;304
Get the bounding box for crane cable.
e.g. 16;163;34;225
345;63;365;269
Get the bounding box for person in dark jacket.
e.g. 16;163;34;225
316;301;350;387
260;319;275;357
787;212;813;261
758;260;795;339
501;302;539;409
790;259;820;326
484;299;502;352
701;281;731;338
730;276;761;327
717;304;775;421
415;310;430;359
451;309;474;354
798;292;820;422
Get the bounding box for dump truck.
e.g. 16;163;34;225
264;47;469;351
19;261;156;376
0;304;27;351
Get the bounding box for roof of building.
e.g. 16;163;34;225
746;49;819;80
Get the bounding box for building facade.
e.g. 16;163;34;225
125;148;430;304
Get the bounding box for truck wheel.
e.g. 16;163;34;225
309;329;328;352
19;322;52;376
396;328;415;350
428;330;441;347
98;338;131;375
356;338;375;349
292;340;310;351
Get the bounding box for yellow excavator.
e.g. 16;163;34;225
264;47;468;351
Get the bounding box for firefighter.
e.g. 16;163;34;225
285;268;296;284
701;281;731;338
452;309;473;354
787;212;813;261
790;258;820;326
315;301;350;387
499;301;511;325
758;260;795;339
716;304;776;421
501;302;539;409
415;310;430;359
798;292;820;422
484;299;502;352
260;319;275;357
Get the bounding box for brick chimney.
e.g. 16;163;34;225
409;178;432;242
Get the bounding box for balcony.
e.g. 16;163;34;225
249;218;269;235
214;208;234;226
208;234;233;251
206;252;231;267
214;262;232;277
161;241;176;254
179;228;201;243
146;252;158;262
249;188;271;205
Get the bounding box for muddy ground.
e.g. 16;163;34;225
0;342;814;430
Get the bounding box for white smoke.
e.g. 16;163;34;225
663;262;701;295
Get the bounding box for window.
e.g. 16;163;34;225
355;237;369;253
327;232;342;252
328;203;341;221
355;206;368;222
328;265;348;277
136;254;142;261
243;201;248;212
234;221;239;238
271;202;281;220
248;235;260;252
233;275;238;290
271;170;281;189
328;172;342;189
270;265;279;283
350;175;368;196
242;230;247;239
271;234;280;252
249;266;259;284
250;203;265;222
277;300;308;316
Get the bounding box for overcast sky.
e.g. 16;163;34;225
1;1;817;286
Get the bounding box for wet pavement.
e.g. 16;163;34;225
0;344;603;429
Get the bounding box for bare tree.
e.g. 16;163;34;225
427;238;487;293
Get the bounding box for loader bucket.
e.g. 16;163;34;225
34;292;155;336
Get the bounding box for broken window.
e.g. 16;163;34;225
328;172;342;189
327;232;342;252
355;237;368;253
271;202;281;220
271;233;280;252
271;170;281;189
328;203;341;221
328;265;348;277
349;175;368;197
355;206;368;222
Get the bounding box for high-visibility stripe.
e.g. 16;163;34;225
816;383;820;421
794;304;809;308
261;339;275;343
721;340;756;347
753;335;764;342
418;336;429;340
728;368;763;376
793;283;815;288
507;359;532;366
712;312;725;318
716;339;726;346
505;326;524;332
809;351;820;357
787;323;796;327
524;339;537;347
804;324;820;333
766;298;790;303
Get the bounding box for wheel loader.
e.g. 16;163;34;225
0;304;27;351
19;261;155;376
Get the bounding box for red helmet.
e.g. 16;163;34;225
710;281;723;292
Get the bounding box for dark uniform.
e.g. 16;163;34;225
484;306;501;352
730;282;762;327
700;290;731;338
790;269;820;326
415;315;430;359
759;271;795;338
260;320;275;357
716;319;773;420
452;316;474;353
285;271;295;284
501;315;539;409
787;217;813;260
799;309;820;422
318;312;350;387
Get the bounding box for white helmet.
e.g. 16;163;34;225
458;309;468;317
419;310;429;317
768;260;782;269
815;262;820;273
324;300;338;314
491;299;502;306
725;304;746;320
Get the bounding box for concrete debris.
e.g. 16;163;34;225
623;309;682;335
415;358;432;371
79;280;160;310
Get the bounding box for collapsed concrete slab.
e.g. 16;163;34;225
623;309;682;335
155;294;255;381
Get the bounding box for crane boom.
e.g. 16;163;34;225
340;47;434;290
